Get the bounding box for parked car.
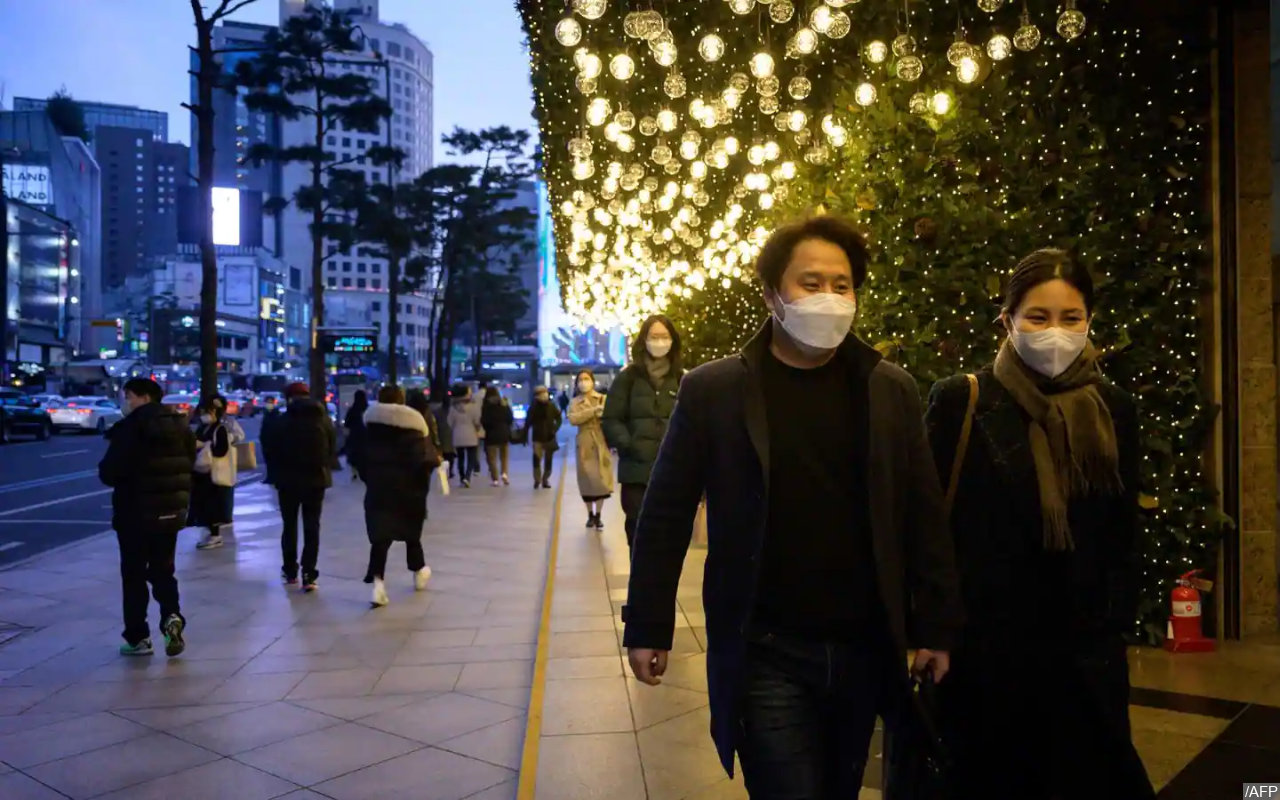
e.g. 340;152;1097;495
162;393;198;422
0;388;53;443
30;394;64;408
49;396;125;434
239;391;281;417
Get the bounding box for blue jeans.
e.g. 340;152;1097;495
738;629;902;800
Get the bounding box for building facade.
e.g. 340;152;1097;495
12;98;167;144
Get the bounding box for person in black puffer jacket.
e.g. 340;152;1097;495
100;378;196;658
526;386;562;490
480;386;514;486
362;386;441;606
260;382;337;591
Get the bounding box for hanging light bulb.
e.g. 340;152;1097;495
555;18;583;47
810;5;833;33
987;32;1012;61
957;56;980;83
764;139;781;160
748;142;766;165
690;160;708;180
908;92;929;114
727;0;755;14
575;75;597;95
759;95;780;114
948;32;976;66
636;10;666;40
1014;10;1041;51
828;126;847;147
639;116;659;136
729;72;751;92
609;53;635;80
604;121;621;142
587;97;611;126
826;11;851;38
1057;0;1086;40
724;136;741;155
821;113;838;135
977;0;1004;12
679;140;701;161
855;82;877;106
779;160;797;180
787;108;808;132
866;40;889;64
650;142;673;165
664;71;687;98
892;34;917;57
579;52;602;78
897;55;924;81
699;33;726;61
930;91;953;115
756;75;780;96
788;75;812;100
572;159;595;180
750;51;776;78
615;109;636;130
759;192;775;210
573;0;607;21
651;40;678;66
623;11;644;39
568;137;593;157
656;108;678;132
793;27;819;54
617;133;635;153
769;0;796;23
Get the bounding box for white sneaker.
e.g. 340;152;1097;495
415;566;432;591
371;578;389;607
501;474;509;486
196;532;224;550
491;480;500;487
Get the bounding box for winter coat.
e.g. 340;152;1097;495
344;403;369;475
190;418;232;528
925;370;1151;797
430;402;455;455
602;363;682;485
260;398;337;492
569;392;613;499
481;398;515;446
621;325;962;776
99;401;197;531
527;399;562;448
361;402;436;546
448;397;483;448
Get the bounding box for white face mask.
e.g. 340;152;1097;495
773;291;857;351
646;338;672;359
1009;326;1089;378
578;380;594;394
201;414;215;425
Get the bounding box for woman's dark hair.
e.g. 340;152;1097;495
484;386;501;402
754;214;870;292
631;314;682;372
198;399;224;420
1002;248;1095;317
575;368;596;395
378;385;406;405
352;389;368;409
405;389;429;416
123;378;162;403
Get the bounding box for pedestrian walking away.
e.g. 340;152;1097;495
99;377;197;658
191;398;236;551
361;386;440;607
261;382;336;591
621;215;963;798
527;385;562;489
568;368;613;530
481;386;514;486
429;394;457;479
603;314;684;548
926;249;1155;799
344;389;370;481
447;384;483;488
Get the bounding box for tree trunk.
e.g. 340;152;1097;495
387;254;400;386
195;25;219;398
472;290;483;380
308;105;326;398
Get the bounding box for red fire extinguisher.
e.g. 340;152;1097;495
1163;569;1216;653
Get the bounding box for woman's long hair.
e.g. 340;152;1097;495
351;389;369;412
574;368;596;396
630;314;682;373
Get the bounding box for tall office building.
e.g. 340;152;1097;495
12;98;167;144
96;127;189;290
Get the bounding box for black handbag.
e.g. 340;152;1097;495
882;677;952;800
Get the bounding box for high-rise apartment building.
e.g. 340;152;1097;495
12;98;167;144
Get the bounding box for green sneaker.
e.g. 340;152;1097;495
120;639;154;657
162;614;185;657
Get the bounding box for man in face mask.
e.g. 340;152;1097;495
622;215;962;797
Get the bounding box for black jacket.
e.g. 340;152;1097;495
361;402;435;548
480;399;515;446
621;324;963;776
99;402;196;531
344;403;369;474
602;363;682;485
261;398;337;492
526;399;562;446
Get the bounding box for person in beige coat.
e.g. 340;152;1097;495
567;368;614;530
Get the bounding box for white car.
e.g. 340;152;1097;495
50;396;124;434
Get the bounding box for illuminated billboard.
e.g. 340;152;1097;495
211;188;241;246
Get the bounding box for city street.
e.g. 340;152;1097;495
0;416;262;567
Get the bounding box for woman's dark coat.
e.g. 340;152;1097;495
526;399;562;449
601;363;681;485
361;402;434;546
344;401;369;475
189;418;231;527
481;398;515;446
926;370;1153;798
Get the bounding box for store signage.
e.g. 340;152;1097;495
325;334;376;354
2;164;53;207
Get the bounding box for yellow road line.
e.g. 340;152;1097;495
516;453;566;800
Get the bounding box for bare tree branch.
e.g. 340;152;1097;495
209;0;261;22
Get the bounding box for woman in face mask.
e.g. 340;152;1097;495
925;249;1153;799
602;315;684;548
192;399;235;551
568;369;614;529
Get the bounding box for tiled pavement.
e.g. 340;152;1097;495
1;450;1278;799
0;459;554;800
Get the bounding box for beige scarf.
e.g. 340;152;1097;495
992;339;1123;551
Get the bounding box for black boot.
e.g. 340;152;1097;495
594;513;605;531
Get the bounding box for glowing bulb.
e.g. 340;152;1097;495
987;33;1012;61
750;51;776;79
657;108;678;131
855;82;877;107
587;97;611;126
579;52;602;79
699;33;726;62
810;4;833;33
866;40;888;64
957;56;980;84
787;108;808;132
609;53;635;80
723;136;741;155
930;91;953;115
793;28;819;55
555;17;583;47
727;0;755;14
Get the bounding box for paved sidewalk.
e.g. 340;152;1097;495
0;458;555;800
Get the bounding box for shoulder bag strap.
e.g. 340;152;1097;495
943;374;979;516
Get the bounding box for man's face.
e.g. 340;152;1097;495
764;237;857;313
122;390;148;415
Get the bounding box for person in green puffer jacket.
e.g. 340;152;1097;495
602;314;684;548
